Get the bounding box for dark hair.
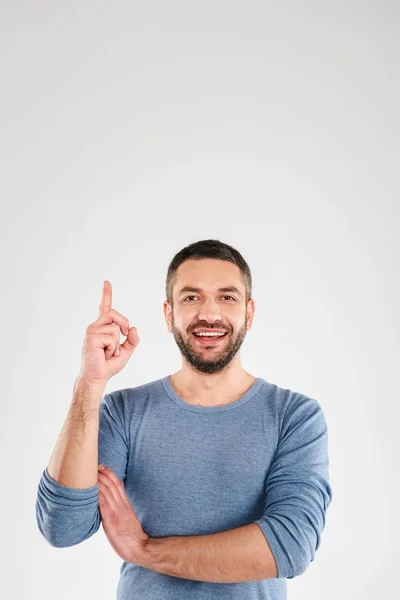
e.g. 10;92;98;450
165;239;252;305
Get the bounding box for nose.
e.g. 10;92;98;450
197;298;223;324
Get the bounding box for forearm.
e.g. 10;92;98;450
47;377;105;488
141;522;278;583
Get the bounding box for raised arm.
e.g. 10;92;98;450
36;281;140;547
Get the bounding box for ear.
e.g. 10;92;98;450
163;300;173;332
246;298;255;330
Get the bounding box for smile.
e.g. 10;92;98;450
192;332;228;345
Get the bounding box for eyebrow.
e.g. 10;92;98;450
178;286;242;298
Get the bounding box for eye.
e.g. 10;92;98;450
182;295;236;302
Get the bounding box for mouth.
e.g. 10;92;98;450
192;332;228;346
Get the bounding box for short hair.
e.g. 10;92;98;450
165;239;252;305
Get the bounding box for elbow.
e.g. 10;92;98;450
287;546;314;579
255;512;323;579
286;519;321;578
35;469;101;548
279;525;317;579
38;515;101;548
36;497;101;548
36;508;101;547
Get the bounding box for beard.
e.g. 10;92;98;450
171;313;248;374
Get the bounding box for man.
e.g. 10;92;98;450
36;238;332;600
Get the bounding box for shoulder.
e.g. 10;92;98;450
260;378;326;437
102;377;163;408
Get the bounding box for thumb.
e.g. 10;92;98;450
120;326;140;355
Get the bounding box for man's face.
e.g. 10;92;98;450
164;258;254;374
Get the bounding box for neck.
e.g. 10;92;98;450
169;362;257;406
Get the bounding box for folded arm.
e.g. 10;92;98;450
141;394;332;583
140;522;278;583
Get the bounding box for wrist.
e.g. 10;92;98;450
134;537;154;569
71;377;106;413
74;376;107;394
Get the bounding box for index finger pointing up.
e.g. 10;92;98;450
99;280;112;315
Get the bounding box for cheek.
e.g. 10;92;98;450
171;313;191;333
176;309;197;328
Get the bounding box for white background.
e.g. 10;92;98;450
1;1;399;598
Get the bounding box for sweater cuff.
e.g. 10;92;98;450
254;518;286;579
40;468;99;504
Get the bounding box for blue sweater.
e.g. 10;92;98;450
36;376;332;599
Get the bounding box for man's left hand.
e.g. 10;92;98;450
97;464;149;565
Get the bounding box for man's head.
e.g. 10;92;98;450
163;239;255;374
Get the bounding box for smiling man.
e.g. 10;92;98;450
166;254;256;405
36;239;332;600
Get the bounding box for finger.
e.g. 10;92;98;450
120;327;140;355
88;324;124;336
114;336;120;357
99;280;112;316
98;486;116;517
98;472;121;509
88;323;121;358
104;335;117;361
96;309;130;336
98;465;131;509
86;331;117;360
113;323;120;358
107;323;120;358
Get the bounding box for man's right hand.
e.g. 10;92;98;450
78;280;140;385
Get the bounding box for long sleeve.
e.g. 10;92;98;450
254;394;332;579
36;391;129;547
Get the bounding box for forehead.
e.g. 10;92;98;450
175;258;244;291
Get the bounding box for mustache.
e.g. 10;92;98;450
190;326;229;332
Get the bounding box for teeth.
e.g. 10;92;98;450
195;332;225;337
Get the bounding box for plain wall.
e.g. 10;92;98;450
1;1;398;598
